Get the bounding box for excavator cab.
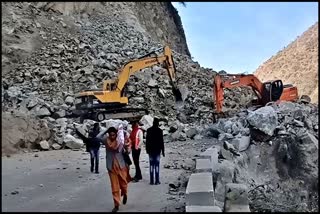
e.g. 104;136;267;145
262;80;284;104
103;79;117;91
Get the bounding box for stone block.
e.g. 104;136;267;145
196;158;212;173
186;173;214;206
186;205;222;212
231;136;251;152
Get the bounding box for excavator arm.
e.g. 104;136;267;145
115;46;181;101
214;74;265;114
213;73;298;116
75;46;182;122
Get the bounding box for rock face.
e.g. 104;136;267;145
2;112;51;155
255;22;318;103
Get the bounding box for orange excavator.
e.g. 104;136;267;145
213;74;299;115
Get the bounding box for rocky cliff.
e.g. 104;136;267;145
254;22;318;103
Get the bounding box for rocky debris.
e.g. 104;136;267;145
197;101;318;212
231;136;251;152
51;143;62;150
186;128;197;139
65;96;74;105
224;183;250;212
63;134;83;149
2;112;51;155
39;140;50;150
247;106;278;136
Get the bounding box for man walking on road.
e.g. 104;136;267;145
146;118;165;185
130;121;143;182
105;127;129;212
75;123;106;174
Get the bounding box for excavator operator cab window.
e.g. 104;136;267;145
270;80;284;101
264;83;271;92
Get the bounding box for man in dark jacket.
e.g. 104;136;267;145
76;123;106;174
145;118;165;185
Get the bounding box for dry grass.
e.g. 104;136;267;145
254;22;318;103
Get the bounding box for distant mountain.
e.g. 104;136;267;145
254;22;318;103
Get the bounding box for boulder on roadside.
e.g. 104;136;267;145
51;143;62;150
247;106;278;136
39;140;50;150
63;134;83;149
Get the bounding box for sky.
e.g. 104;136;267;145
172;2;318;74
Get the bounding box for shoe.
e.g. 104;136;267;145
123;194;127;205
112;206;119;212
155;181;161;185
132;178;139;183
149;182;154;185
95;171;99;174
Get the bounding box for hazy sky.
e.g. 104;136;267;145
172;2;318;73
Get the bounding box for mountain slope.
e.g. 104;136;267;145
254;22;318;103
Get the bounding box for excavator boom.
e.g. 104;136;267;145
74;46;182;122
213;73;299;115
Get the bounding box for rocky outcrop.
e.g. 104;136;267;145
254;22;318;103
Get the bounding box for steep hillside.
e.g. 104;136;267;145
254;22;318;103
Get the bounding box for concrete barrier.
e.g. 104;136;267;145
196;159;212;173
186;172;214;206
186;205;222;212
199;147;215;160
224;183;250;212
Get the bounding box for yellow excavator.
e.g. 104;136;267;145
74;46;182;123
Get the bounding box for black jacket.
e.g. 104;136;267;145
75;129;101;151
146;126;164;156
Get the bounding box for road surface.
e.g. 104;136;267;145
2;147;186;212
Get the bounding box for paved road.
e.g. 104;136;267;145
2;147;184;212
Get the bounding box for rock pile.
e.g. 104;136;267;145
204;101;318;212
2;2;260;152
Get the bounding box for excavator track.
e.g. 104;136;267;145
79;107;149;123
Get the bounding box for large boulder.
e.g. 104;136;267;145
39;140;50;150
231;136;251;152
2;112;51;155
247;106;278;136
289;132;318;184
63;134;84;149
